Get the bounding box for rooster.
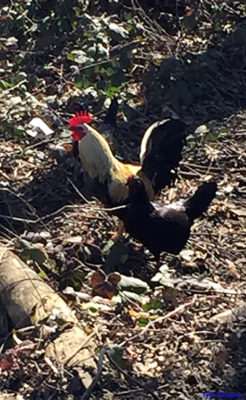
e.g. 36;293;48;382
116;176;217;265
69;111;186;207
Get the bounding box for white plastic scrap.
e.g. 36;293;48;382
26;117;54;139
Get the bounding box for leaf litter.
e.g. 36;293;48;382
0;1;246;399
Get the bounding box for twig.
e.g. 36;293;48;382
25;139;53;150
120;296;197;346
80;346;107;400
115;389;143;395
79;59;115;72
132;0;175;43
0;170;10;180
44;356;59;375
67;177;127;212
0;187;46;230
66;177;115;227
0;79;27;97
64;331;97;366
0;223;20;239
179;169;201;179
80;344;159;400
106;349;159;400
0;201;125;227
143;296;197;334
67;177;92;205
181;162;222;172
97;204;127;212
0;204;90;225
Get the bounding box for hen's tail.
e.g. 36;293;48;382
185;182;217;222
98;97;119;149
103;97;118;127
140;119;186;192
99;97;118;134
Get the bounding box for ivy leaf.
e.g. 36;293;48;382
69;50;91;65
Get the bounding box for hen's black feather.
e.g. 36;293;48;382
98;97;118;142
102;97;118;130
116;177;217;262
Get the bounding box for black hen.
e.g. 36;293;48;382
117;177;217;265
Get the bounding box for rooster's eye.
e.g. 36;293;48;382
71;127;86;141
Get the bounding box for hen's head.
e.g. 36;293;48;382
126;175;145;193
69;111;93;141
126;175;141;187
126;175;150;204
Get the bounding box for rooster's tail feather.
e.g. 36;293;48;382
140;119;187;192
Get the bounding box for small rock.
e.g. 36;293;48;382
45;241;54;252
54;244;64;253
39;231;51;240
194;124;209;135
24;231;36;242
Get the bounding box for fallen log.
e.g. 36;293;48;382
0;246;96;388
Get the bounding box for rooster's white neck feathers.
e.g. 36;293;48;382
78;124;119;181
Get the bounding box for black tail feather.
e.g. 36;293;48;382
140;119;187;192
102;97;118;130
185;182;217;222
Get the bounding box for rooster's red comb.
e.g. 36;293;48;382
69;111;93;127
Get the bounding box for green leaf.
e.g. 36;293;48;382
100;66;115;77
67;52;75;61
0;80;11;90
60;270;85;291
105;85;122;97
74;75;91;89
20;245;48;266
138;318;149;327
143;298;163;312
107;346;127;370
38;269;49;280
206;131;221;142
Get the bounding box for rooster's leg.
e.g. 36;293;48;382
110;220;125;242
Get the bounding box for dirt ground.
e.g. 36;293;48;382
0;1;245;399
